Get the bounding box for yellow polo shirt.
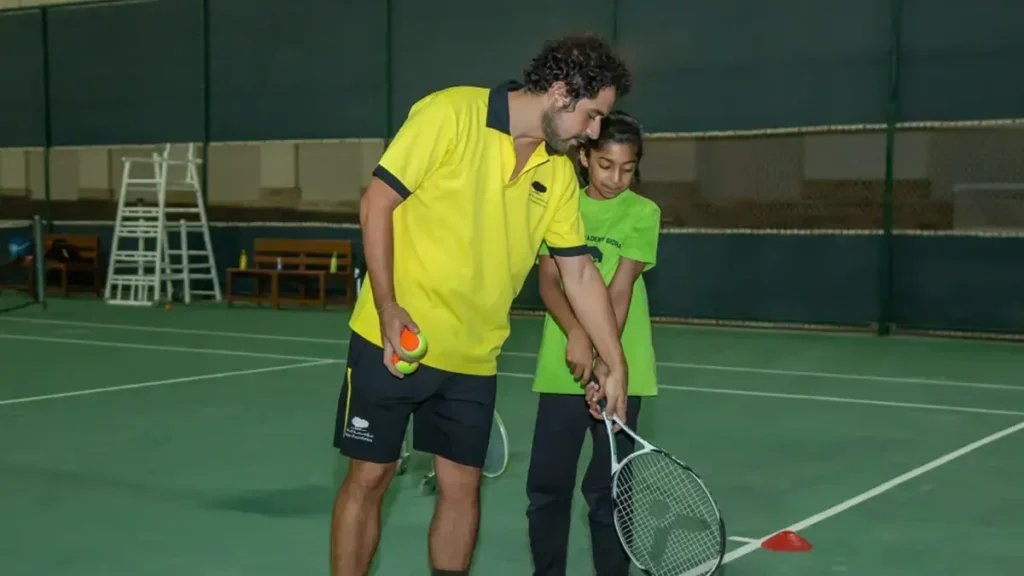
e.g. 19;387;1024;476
349;81;587;376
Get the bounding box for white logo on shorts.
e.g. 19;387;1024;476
346;416;374;443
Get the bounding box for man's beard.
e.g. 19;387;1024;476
541;108;578;155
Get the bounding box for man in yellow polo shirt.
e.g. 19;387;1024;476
331;34;632;576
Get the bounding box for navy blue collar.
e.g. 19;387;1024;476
486;80;558;156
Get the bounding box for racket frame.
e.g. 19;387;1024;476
601;404;727;576
482;410;509;478
405;408;510;494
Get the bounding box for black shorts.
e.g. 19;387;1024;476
333;332;497;469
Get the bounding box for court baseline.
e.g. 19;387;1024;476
495;373;1024;417
1;316;1018;393
0;360;338;407
0;333;328;362
0;332;1016;417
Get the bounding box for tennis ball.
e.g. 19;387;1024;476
391;352;419;375
400;327;428;360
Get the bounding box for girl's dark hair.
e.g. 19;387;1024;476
576;110;644;187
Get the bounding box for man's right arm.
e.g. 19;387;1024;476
358;92;456;310
538;254;584;337
359;178;404;309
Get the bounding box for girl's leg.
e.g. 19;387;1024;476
526;393;591;576
581;397;643;576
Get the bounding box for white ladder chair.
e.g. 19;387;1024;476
104;143;222;306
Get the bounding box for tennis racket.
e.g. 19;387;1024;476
596;395;726;576
417;409;510;495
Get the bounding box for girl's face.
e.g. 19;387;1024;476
579;141;638;200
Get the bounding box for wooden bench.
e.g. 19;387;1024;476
225;238;355;309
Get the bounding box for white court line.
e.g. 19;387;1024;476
655;361;1023;392
503;353;1022;392
659;385;1024;418
3;328;1014;417
0;330;1017;417
721;419;1024;565
0;316;344;344
727;536;759;544
0;359;339;407
2;316;1018;393
498;372;1024;417
0;333;333;362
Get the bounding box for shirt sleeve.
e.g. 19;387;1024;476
619;201;661;271
372;92;456;199
543;181;587;257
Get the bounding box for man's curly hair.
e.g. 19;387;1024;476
523;34;632;104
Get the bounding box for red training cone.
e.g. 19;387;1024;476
760;530;812;552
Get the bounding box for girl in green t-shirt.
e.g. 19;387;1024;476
526;111;661;576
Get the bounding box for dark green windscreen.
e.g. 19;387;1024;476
0;9;46;147
14;0;1024;144
617;0;891;133
900;0;1024;122
388;0;614;133
46;0;204;146
208;0;388;141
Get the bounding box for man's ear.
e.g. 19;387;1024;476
547;81;573;110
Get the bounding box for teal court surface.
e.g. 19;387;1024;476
1;297;1023;575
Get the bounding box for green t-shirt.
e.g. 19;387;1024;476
532;188;661;396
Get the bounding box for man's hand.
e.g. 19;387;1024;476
377;301;419;378
552;253;628;413
565;328;595;383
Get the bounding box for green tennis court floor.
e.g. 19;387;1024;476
2;298;1023;575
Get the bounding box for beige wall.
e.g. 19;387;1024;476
0;141;385;211
3;130;1024;211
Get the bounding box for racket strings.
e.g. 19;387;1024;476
613;452;723;575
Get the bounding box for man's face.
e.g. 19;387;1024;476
541;85;616;154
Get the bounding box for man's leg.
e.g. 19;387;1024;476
330;460;396;576
330;332;427;576
414;371;497;574
581;397;642;576
525;393;590;576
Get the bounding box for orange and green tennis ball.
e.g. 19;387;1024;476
391;352;419;375
400;327;428;360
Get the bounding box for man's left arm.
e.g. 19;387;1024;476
543;182;627;381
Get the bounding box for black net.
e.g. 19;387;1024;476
1;218;45;314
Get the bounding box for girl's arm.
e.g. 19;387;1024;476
611;201;661;335
607;257;646;336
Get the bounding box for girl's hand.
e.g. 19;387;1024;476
565;328;595;383
584;379;603;420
